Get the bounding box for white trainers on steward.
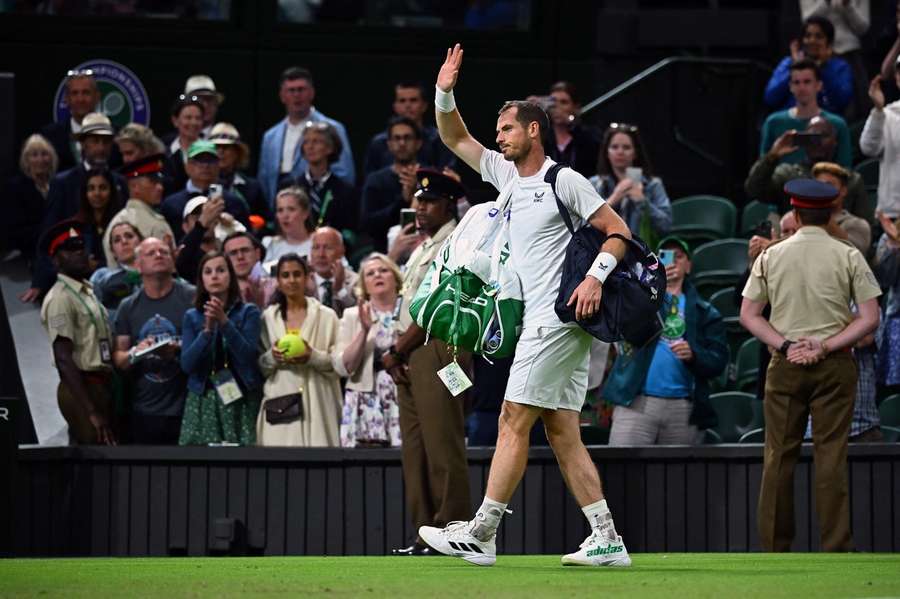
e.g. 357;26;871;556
418;521;497;566
561;532;632;567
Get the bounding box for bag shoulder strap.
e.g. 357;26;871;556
544;163;575;235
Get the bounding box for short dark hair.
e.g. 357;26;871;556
222;230;256;251
387;115;422;140
802;16;835;46
550;81;579;104
170;96;205;119
794;207;831;226
194;251;241;311
789;58;821;81
498;100;550;141
279;66;314;88
270;253;310;319
395;81;427;99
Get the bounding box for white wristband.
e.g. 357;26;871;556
434;86;456;113
588;252;618;284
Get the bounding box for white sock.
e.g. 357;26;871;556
469;496;507;541
582;499;617;540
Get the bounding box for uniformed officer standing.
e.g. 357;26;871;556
740;179;882;552
40;219;116;445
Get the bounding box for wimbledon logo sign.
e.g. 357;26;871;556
52;59;150;128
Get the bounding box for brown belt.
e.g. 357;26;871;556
82;371;112;385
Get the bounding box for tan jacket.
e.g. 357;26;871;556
104;199;175;267
332;305;383;393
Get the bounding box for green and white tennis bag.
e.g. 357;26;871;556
409;182;524;358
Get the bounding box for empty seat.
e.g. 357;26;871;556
691;239;749;296
854;157;879;189
670;195;737;242
879;394;900;428
709;391;762;443
734;337;760;392
740;200;776;237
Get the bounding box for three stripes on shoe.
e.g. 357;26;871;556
448;541;484;554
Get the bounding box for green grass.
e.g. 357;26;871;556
1;554;899;598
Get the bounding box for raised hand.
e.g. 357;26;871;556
358;301;372;332
437;43;463;93
877;210;899;242
869;75;885;110
768;130;799;159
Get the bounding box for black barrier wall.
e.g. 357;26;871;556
12;445;900;557
0;398;16;557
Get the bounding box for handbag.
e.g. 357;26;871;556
544;163;666;347
264;392;304;425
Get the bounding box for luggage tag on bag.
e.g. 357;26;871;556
212;369;243;405
437;360;472;397
99;339;112;364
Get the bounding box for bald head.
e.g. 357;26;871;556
310;227;345;277
781;211;798;238
135;237;174;278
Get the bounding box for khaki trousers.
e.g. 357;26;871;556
758;352;856;552
398;339;471;541
57;374;113;445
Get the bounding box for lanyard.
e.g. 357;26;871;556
60;279;107;338
314;188;333;227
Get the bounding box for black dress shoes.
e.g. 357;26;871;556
391;542;436;556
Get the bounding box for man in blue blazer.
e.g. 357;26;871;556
257;66;355;207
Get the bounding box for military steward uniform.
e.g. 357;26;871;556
39;221;115;444
396;171;471;545
742;180;882;552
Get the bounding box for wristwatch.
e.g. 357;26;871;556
779;340;794;355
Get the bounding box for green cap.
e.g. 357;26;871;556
657;235;691;259
187;139;218;159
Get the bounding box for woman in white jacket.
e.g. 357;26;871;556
860;60;900;219
334;253;404;447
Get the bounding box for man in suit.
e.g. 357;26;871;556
305;226;358;317
40;70;100;172
257;66;355;207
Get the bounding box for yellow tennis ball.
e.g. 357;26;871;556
277;333;306;358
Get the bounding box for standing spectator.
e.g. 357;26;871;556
543;81;601;180
306;226;358;317
361;117;425;252
800;1;870;118
113;237;196;445
262;187;314;266
812;161;872;253
257;253;342;447
209;122;271;228
163;95;205;193
589;123;672;244
764;17;854;116
174;195;235;283
103;154;175;268
4;134;57;260
740;179;881;552
860;64;900;218
179;251;262;446
258;67;355;206
76;169;122;271
334;253;403;448
185;75;223;139
114;123;171;195
604;236;728;445
363;81;455;177
90;222;142;321
39;220;116;445
875;212;900;388
223;231;276;308
40;69;100;172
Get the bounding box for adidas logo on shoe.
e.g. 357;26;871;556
586;544;624;557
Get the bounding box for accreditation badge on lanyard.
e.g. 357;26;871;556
62;279;112;364
211;336;243;405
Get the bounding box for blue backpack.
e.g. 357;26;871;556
545;163;666;347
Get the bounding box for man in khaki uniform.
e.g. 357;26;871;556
382;169;471;556
740;179;881;552
103;153;174;267
40;219;116;445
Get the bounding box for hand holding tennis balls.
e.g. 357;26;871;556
276;332;309;363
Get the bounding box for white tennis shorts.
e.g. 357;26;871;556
504;325;592;411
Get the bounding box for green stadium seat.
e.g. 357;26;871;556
670;195;737;242
740;201;776;237
882;426;900;443
690;239;749;296
848;120;865;166
709;391;761;443
878;394;900;428
708;287;739;326
580;423;609;446
738;427;764;443
854;158;879;188
702;429;723;444
734;337;760;392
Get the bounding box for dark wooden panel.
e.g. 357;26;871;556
344;466;365;555
624;462;646;552
226;466;247;548
13;459;32;556
364;466;385;556
793;462;810;551
285;467;306;555
727;462;747;551
71;462;93;556
48;462;66;555
665;462;686;552
324;466;343;556
542;465;566;555
806;462;820;552
31;461;50;556
504;482;525;554
746;462;762;551
207;467;228;552
850;460;872;552
646;462;666;552
685;461;706;551
870;461;892;552
111;465;130;556
264;467;285;556
246;467;267;553
600;461;626;543
894;461;900;552
706;462;727;551
187;466;208;556
128;465;149;556
89;464;110;556
305;467;326;555
384;465;405;552
168;466;189;553
148;465;169;556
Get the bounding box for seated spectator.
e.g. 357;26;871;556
363;81;455;178
589;123;672;243
812;162;871;254
161;140;250;241
4;134;57;260
90;221;143;321
223;231;276;307
76;168;122;271
306;227;358;317
543;81;601;179
764;16;854;116
746;116;871;222
257;253;342;447
860;62;900;218
114;123;172;195
40;69;100;172
179;250;262;446
104;154;175;268
361;117;425;252
185;75;223;140
163;95;205;193
759;59;852;168
334;252;403;448
291;122;359;245
209;122;271;229
875;213;900;388
604;236;728;445
262;187;314;267
112;237;195;445
258;66;354;207
39;219;116;445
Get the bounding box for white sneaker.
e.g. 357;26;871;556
418;521;497;566
561;532;632;567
